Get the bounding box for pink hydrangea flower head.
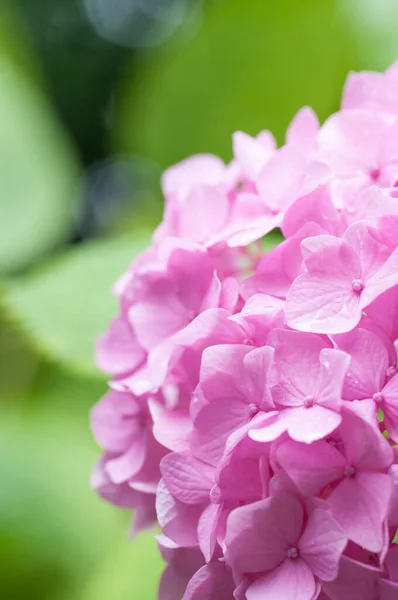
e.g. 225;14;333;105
91;61;398;600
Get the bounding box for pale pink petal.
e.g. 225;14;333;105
363;248;398;308
344;221;391;280
179;184;230;244
282;185;344;239
105;436;147;483
286;272;362;334
96;317;145;376
268;329;329;405
162;154;226;196
298;508;347;581
283;405;342;444
257;145;306;213
286;107;320;155
247;558;316;600
233;130;276;180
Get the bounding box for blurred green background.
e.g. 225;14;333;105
1;0;398;598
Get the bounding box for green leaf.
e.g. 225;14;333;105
0;366;163;600
0;52;79;272
3;233;151;377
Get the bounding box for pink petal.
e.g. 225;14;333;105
286;107;320;154
257;145;306;213
364;247;398;308
160;453;214;504
344;221;391;281
379;579;398;600
233;130;276;180
269;329;329;406
282;405;342;444
182;563;236;600
339;405;393;471
105;435;147;483
162;154;226;196
225;495;303;573
282;185;343;239
96;317;145;376
329;472;391;552
156;479;203;547
247;558;316;600
197;503;222;562
179;184;230;244
276;440;346;496
322;555;380;600
333;328;388;400
298;508;347;581
381;374;398;442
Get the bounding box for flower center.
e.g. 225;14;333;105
344;466;356;478
373;392;384;404
287;547;299;559
369;167;381;183
248;403;259;417
303;395;315;408
352;279;365;294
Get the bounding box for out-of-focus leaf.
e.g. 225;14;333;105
79;535;163;600
114;0;356;168
0;53;79;273
3;233;151;377
0;365;163;600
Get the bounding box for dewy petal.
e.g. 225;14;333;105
247;558;316;600
286;234;363;334
333;328;388;400
225;495;303;574
276;439;346;496
298;508;347;582
160;453;214;505
316;348;350;409
363;247;398;308
286;271;362;334
329;472;391;552
283;405;342;444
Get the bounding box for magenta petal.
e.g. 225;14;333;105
182;563;236;600
247;558;316;600
160;453;214;504
329;472;391;552
322;555;380;600
276;440;346;496
197;503;222;562
225;495;303;573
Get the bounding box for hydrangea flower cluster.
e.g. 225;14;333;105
91;63;398;600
